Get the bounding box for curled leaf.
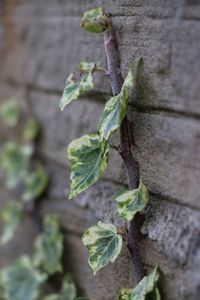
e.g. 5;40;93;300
67;134;109;199
0;201;23;245
82;221;122;274
81;7;108;33
33;215;63;274
22;164;48;202
115;181;149;221
0;256;46;300
59;73;93;111
0;98;20;127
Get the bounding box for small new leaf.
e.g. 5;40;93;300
67;134;109;199
59;73;93;111
0;98;20;127
0;143;32;188
115;181;149;221
22;164;48;202
0;201;23;245
33;215;63;275
82;222;122;275
81;7;108;33
118;267;160;300
0;256;46;300
23;118;40;142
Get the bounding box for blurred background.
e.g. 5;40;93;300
0;0;200;299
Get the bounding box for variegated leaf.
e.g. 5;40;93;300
115;181;149;221
0;201;23;245
82;222;122;275
118;267;160;300
98;88;128;141
22;164;48;202
0;143;32;188
98;58;143;141
59;73;93;111
0;98;20;127
33;215;63;275
0;256;46;300
67;134;109;199
81;7;108;33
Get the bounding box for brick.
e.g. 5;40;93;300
142;196;200;267
132;111;200;209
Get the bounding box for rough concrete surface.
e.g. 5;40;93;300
0;0;200;299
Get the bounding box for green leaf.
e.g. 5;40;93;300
118;267;160;300
33;215;63;275
0;143;32;188
22;164;48;202
0;98;20;127
81;7;108;33
115;181;149;221
67;134;109;199
59;73;93;111
0;256;46;300
82;221;123;275
98;63;141;141
23;118;40;142
0;201;24;245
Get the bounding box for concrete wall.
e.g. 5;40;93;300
0;0;200;299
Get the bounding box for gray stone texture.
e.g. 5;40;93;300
0;0;200;299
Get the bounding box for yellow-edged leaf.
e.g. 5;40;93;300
67;134;109;199
115;181;149;221
82;222;122;274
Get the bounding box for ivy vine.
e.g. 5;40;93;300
59;7;161;300
0;6;162;300
0;99;82;299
